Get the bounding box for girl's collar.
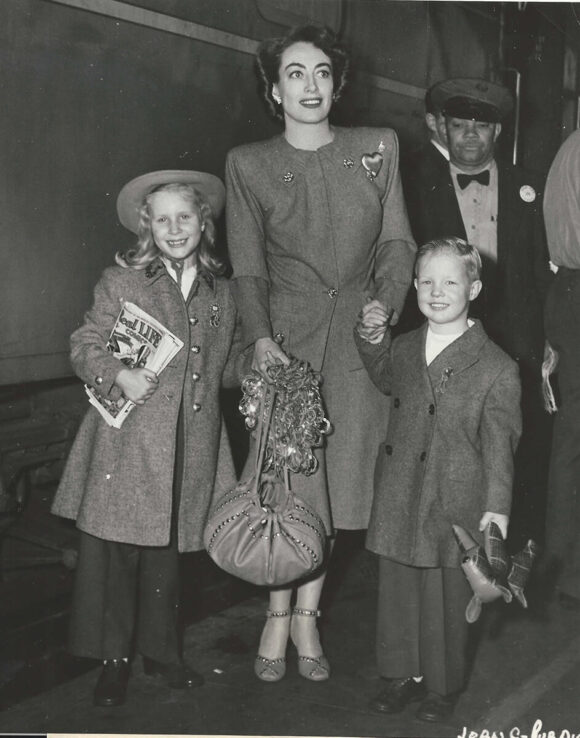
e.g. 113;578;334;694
144;256;216;291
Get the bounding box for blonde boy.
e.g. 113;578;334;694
355;237;521;722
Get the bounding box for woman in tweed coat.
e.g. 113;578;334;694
225;25;416;682
52;171;245;706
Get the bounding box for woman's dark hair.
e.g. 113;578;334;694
256;25;350;120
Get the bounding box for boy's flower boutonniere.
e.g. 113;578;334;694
362;140;385;181
437;367;454;394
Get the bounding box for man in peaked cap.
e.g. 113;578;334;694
397;77;553;710
400;83;450;230
398;83;452;334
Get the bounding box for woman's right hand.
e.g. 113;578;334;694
115;367;159;405
253;337;290;381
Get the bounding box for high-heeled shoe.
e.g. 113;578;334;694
254;609;290;682
290;607;330;681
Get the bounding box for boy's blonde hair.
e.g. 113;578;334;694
415;236;482;282
115;183;226;275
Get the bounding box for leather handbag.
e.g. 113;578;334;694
203;384;327;586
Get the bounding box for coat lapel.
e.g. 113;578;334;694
399;324;437;400
428;167;467;241
426;321;487;394
497;164;523;270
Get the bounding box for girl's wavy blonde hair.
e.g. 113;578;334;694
115;183;226;275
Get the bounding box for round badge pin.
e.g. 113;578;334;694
520;185;536;203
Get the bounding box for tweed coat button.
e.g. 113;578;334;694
420;451;427;461
95;376;103;385
189;316;198;325
385;444;393;455
428;403;435;415
193;403;201;412
191;345;200;353
327;287;338;299
192;372;201;381
393;398;400;408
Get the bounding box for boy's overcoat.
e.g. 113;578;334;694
52;260;244;552
356;320;522;567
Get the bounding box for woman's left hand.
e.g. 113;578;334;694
479;511;509;540
356;299;392;344
252;336;290;381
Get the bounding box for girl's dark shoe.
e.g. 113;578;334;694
416;691;459;722
93;659;130;707
369;676;426;714
142;657;204;688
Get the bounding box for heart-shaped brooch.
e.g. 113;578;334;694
361;140;386;181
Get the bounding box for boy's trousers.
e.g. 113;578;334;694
376;557;472;696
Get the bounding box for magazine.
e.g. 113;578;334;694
85;301;184;428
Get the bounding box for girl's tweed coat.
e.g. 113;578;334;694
52;260;245;552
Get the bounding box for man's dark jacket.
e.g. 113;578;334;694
400;148;551;377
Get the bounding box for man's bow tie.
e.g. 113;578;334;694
457;170;490;189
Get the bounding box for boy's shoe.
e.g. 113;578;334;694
416;691;459;722
369;676;426;714
93;659;130;707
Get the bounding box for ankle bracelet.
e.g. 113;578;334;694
292;607;321;617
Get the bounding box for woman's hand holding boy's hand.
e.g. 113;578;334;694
356;300;391;344
253;337;290;381
115;367;159;405
479;511;509;540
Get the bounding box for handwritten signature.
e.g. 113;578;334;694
458;720;578;738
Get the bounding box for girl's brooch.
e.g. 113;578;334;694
361;140;385;181
209;303;221;327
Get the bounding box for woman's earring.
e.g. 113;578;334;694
201;224;205;232
272;92;282;105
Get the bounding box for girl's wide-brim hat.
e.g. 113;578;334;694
116;169;226;234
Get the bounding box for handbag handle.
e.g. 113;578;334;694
250;383;277;495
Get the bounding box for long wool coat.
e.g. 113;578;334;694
356;320;522;568
51;259;245;552
225;127;416;530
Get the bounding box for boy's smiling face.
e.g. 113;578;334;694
414;251;482;334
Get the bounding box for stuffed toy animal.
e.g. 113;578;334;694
452;522;539;623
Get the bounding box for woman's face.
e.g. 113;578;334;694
272;41;334;127
149;190;203;268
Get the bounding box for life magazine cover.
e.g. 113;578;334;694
84;301;183;428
